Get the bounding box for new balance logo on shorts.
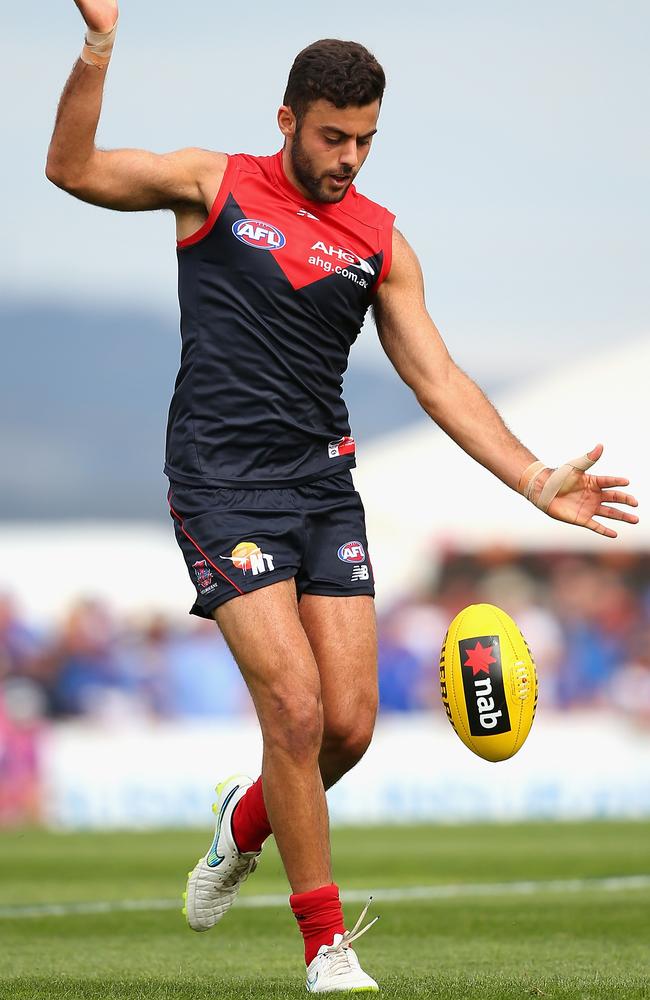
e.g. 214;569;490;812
336;539;369;584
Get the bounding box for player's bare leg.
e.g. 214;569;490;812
215;579;332;892
298;593;378;790
218;592;378;869
297;592;379;990
183;579;331;929
184;579;379;987
224;586;379;989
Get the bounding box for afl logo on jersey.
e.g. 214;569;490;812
338;540;366;564
232;219;286;250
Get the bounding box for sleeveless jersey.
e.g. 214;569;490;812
164;150;395;487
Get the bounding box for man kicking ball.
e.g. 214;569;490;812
47;2;638;991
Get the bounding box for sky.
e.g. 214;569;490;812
2;0;649;383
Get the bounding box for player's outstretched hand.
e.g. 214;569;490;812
546;444;639;538
74;0;118;33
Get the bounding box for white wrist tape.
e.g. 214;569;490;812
519;452;597;513
81;19;118;68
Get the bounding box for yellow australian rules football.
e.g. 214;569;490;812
439;603;538;762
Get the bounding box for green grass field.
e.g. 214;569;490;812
1;821;649;999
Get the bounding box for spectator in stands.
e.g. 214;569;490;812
550;560;631;708
41;599;142;718
0;592;43;681
377;610;433;712
609;623;650;728
479;566;563;708
164;619;252;717
0;686;42;825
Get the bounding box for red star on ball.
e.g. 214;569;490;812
464;640;497;676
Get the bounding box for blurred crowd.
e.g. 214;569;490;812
381;550;650;723
3;551;650;823
2;552;650;732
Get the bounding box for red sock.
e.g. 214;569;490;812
231;777;272;853
290;882;345;966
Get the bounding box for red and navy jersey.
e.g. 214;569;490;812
164;150;395;487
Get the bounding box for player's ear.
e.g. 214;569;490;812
277;105;297;139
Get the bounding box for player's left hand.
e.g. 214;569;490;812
545;444;639;538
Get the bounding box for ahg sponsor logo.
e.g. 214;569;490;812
310;241;376;276
459;635;512;736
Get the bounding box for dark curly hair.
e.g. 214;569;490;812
283;39;386;124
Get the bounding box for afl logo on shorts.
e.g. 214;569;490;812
337;540;366;563
232;219;286;250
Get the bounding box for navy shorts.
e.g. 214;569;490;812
168;470;375;618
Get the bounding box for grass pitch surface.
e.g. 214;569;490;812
1;821;649;999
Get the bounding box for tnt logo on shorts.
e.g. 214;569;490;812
220;541;275;576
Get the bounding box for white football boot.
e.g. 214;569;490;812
183;774;261;932
306;899;379;993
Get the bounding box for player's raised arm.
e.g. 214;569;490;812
373;228;639;538
46;0;225;216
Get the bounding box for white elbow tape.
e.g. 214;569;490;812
518;452;596;513
81;19;118;68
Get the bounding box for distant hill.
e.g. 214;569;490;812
0;300;427;519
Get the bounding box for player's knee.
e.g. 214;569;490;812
323;705;377;768
263;687;324;762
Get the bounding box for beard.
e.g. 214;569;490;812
290;129;354;204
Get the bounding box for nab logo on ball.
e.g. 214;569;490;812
459;636;511;736
440;604;538;761
232;219;286;250
337;540;366;563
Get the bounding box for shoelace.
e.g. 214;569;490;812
322;897;379;974
219;855;258;889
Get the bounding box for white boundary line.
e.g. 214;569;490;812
2;875;649;920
